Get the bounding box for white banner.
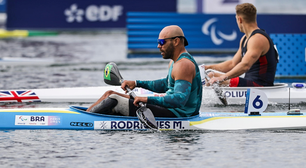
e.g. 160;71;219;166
202;0;256;14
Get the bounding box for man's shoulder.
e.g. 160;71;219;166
173;59;195;74
180;52;192;56
175;57;194;66
177;52;196;64
248;33;269;46
250;33;269;42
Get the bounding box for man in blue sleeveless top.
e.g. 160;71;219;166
204;3;278;87
87;25;202;118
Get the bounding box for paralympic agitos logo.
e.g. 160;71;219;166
202;18;237;45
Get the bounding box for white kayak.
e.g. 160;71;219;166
1;83;305;104
203;83;306;105
0;86;156;103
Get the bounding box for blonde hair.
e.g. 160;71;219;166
236;3;257;23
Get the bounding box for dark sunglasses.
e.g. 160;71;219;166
157;36;188;46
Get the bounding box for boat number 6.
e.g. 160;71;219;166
245;88;268;114
252;95;263;109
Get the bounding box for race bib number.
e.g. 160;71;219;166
244;88;268;114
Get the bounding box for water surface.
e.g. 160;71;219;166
1;32;306;168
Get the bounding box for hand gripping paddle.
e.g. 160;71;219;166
204;70;228;106
103;62;158;130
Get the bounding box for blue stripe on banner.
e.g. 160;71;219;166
127;12;306;54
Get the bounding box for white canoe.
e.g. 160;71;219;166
203;83;306;105
0;83;305;104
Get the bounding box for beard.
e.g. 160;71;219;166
161;43;175;59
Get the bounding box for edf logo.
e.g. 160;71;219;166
65;4;123;23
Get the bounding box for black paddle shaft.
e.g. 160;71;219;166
125;85;158;130
125;86;145;107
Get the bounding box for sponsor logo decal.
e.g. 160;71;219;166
202;18;237;45
64;4;84;23
49;116;61;125
18;116;28;122
15;115;61;126
94;120;189;130
70;122;93;127
64;4;123;23
98;121;108;129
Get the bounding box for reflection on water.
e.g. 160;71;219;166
1;126;306;167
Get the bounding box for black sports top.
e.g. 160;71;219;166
241;29;278;86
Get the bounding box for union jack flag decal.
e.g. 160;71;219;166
0;90;41;102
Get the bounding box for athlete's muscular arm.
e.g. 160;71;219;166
121;77;168;94
133;59;195;108
172;58;195;83
209;34;270;84
205;36;244;73
136;77;168;93
131;60;172;93
146;80;191;108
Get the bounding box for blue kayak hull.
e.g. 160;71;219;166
1;106;306;130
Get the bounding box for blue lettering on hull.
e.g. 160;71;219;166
107;121;186;130
224;91;247;98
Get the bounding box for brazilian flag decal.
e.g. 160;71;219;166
104;64;113;81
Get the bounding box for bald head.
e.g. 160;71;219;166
158;25;188;46
159;25;185;38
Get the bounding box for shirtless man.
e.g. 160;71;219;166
205;3;278;87
87;25;202;118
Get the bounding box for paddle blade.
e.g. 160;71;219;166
136;106;158;130
103;62;158;130
104;62;124;86
218;96;228;106
212;83;228;106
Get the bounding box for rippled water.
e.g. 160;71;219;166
1;32;306;167
2;130;306;168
